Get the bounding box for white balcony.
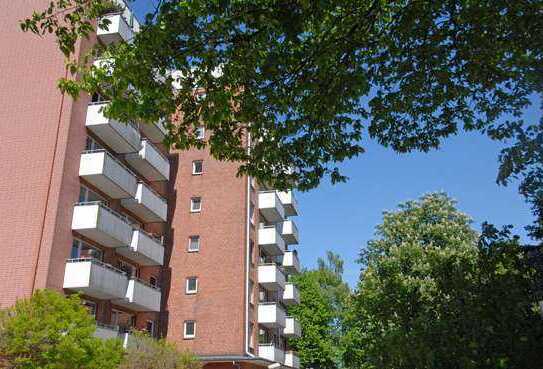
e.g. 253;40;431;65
280;220;299;245
258;226;285;256
283;283;300;305
284;351;300;369
63;259;128;299
95;324;134;348
79;150;137;199
86;103;141;154
121;182;167;222
258;264;286;291
116;229;164;266
284;317;302;338
139;120;167;143
258;343;285;363
281;251;301;274
277;191;298;217
125;140;170;181
258;302;286;328
115;278;161;312
97;13;134;44
258;191;285;223
72;202;133;248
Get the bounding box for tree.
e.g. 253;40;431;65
119;331;200;369
20;0;543;236
0;289;123;369
289;252;350;369
344;193;543;369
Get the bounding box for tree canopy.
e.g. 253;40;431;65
344;193;543;369
0;289;123;369
21;0;543;238
288;251;350;369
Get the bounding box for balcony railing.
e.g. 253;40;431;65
284;317;302;338
63;258;129;299
277;190;298;217
124;139;170;181
115;277;161;312
258;226;286;256
283;283;300;305
258;263;286;291
258;191;285;223
281;250;301;275
280;220;299;245
258;343;285;364
258;302;286;328
71;202;133;248
139;120;167;143
121;182;168;222
79;150;137;199
97;13;134;44
116;229;165;266
284;351;300;369
86;103;141;153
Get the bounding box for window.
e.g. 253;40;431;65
186;277;198;294
83;300;97;319
71;239;103;261
195;126;205;140
249;202;255;225
249;240;255;266
192;160;203;175
184;321;196;339
91;92;107;103
79;186;104;203
150;276;158;288
190;197;202;212
249;322;255;350
188;236;200;252
146;320;156;337
118;260;138;278
85;136;103;151
249;280;255;305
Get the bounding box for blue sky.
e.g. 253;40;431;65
130;1;536;287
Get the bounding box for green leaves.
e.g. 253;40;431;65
20;0;543;234
347;194;543;369
0;290;123;369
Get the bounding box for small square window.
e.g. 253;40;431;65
190;197;202;212
184;321;196;339
186;277;198;294
195;126;205;140
192;160;203;175
188;236;200;252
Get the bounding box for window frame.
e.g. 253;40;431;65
192;160;203;175
183;320;196;339
185;277;198;294
190;197;202;213
188;235;200;252
195;126;205;140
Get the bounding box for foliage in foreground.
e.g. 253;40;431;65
120;332;201;369
344;193;543;369
0;289;123;369
288;252;350;369
19;1;543;240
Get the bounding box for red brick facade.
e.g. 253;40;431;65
0;2;299;369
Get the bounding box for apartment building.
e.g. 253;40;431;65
0;1;301;369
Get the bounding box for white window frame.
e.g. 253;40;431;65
183;320;196;339
188;235;200;252
192;160;203;175
185;277;198;294
146;320;155;336
195;126;205;140
190;197;202;213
